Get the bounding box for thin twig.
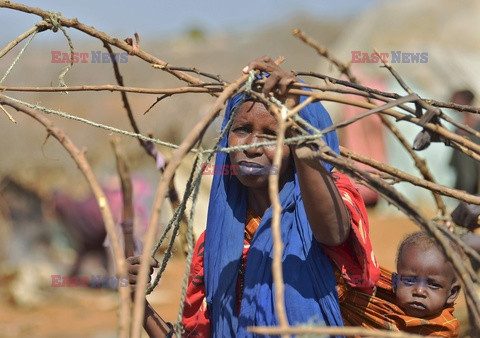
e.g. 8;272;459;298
0;84;221;94
111;137;136;258
0;1;206;86
293;28;358;83
0;94;131;338
293;31;447;215
103;42;191;257
296;139;480;335
0;104;16;123
340;146;480;204
0;21;49;58
152;64;226;84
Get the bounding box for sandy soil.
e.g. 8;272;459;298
0;211;471;337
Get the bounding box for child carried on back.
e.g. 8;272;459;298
338;231;461;337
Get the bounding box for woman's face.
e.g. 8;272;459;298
227;101;292;189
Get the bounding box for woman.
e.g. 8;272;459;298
128;57;379;337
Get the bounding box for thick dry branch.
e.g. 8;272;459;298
293;28;358;83
0;84;220;94
0;1;206;86
441;112;480;139
268;105;289;334
131;74;249;338
321;94;417;133
287;88;480;157
426;99;480;114
103;41;190;258
291;32;447;214
436;225;480;264
376;113;447;214
249;325;423;337
0;21;49;58
111;138;135;258
340;146;480;204
296;141;480;334
0;94;131;338
295;70;480;114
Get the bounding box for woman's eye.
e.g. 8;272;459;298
233;126;250;134
264;129;277;137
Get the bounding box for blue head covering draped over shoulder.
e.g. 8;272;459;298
204;87;343;337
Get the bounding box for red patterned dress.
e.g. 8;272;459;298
181;172;379;336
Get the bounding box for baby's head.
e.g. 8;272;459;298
393;231;461;318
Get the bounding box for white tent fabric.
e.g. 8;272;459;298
321;0;480;208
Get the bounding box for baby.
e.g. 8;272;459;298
392;231;461;318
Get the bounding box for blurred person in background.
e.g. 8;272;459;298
449;89;479;195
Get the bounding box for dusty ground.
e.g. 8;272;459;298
0;211;470;337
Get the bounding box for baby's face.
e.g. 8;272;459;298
394;245;457;318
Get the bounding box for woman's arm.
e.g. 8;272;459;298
292;149;350;246
143;300;175;337
126;256;176;337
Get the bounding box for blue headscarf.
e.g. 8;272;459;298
204;89;343;337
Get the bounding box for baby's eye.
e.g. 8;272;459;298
427;280;442;289
401;277;417;286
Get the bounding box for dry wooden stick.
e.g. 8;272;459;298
435;225;480;275
0;21;49;58
340;146;480;204
131;74;248;338
249;325;423;337
0;103;16;123
268;103;289;336
0;84;221;95
321;94;417;133
426;98;480;114
441;112;480;139
297;77;480;144
152;64;226;84
296;141;480;335
111;137;135;258
292;32;447;214
293;28;358;83
103;42;191;257
0;94;131;338
295;70;480;114
0;1;206;86
286;88;480;157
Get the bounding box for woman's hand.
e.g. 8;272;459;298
126;255;159;293
242;56;299;107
